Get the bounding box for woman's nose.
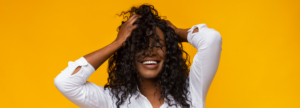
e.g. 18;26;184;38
145;46;157;56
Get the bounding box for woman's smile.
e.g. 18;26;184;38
140;58;162;69
141;60;161;69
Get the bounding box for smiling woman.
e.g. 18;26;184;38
105;5;192;107
54;4;222;108
135;26;166;79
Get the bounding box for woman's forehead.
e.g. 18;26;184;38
156;26;165;40
148;26;165;41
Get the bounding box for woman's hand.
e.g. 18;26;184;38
165;20;178;34
166;20;189;42
114;14;141;45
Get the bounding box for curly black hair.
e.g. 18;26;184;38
104;4;192;108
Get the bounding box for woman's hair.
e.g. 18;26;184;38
104;4;191;108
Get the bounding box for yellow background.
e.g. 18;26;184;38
1;0;299;107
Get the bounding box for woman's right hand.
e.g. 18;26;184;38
114;14;141;45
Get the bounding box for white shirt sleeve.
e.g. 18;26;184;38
54;57;113;108
187;24;222;108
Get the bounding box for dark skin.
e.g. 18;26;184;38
71;14;198;108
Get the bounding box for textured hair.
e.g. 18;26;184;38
104;4;191;108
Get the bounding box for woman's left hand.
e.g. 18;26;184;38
165;20;189;43
165;20;178;34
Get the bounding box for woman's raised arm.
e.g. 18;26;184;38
54;14;141;108
74;14;141;75
167;21;222;107
186;24;222;107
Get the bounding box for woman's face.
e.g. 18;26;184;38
135;27;166;79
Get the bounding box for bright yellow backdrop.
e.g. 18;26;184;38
0;0;299;107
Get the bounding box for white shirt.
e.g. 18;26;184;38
54;24;222;108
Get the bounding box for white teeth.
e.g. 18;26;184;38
142;61;157;64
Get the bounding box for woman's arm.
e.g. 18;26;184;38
71;41;122;75
73;14;141;75
54;14;141;108
167;21;222;107
187;24;222;107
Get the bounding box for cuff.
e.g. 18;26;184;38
187;23;208;48
69;57;96;79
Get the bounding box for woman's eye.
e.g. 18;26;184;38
155;45;165;48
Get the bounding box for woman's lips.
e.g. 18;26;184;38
141;61;160;69
142;63;158;69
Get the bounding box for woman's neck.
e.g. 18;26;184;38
138;78;164;100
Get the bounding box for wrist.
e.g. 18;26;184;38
112;40;125;48
176;28;189;43
176;28;180;34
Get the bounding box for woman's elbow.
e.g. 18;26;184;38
54;74;68;93
198;28;222;48
194;27;223;50
208;29;222;44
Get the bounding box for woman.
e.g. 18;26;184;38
54;4;222;108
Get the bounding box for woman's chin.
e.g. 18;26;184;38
139;72;160;79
